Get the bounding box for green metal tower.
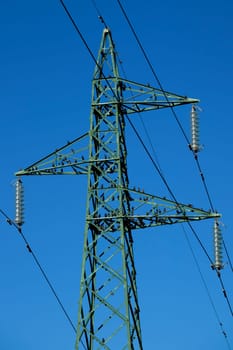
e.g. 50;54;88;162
16;28;220;349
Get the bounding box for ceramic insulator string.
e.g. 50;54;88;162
190;104;201;153
213;220;224;270
15;178;24;226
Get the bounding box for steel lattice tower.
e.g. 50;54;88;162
16;28;220;349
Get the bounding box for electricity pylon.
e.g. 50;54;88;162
16;28;220;349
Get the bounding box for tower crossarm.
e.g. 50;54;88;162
82;187;221;234
15;133;90;176
125;188;221;230
92;77;199;115
89;187;221;233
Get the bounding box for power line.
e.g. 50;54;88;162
127;114;233;336
126;112;233;320
0;208;87;350
216;269;233;317
0;209;76;332
115;0;233;271
59;0;99;70
195;155;215;211
195;157;233;271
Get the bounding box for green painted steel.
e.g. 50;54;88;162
16;133;89;176
15;28;220;349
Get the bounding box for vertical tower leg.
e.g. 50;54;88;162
75;29;143;349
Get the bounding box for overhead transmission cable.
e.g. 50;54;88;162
126;115;233;322
115;0;233;272
60;0;233;320
117;0;233;318
0;208;87;350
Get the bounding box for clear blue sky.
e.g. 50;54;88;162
0;1;232;349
